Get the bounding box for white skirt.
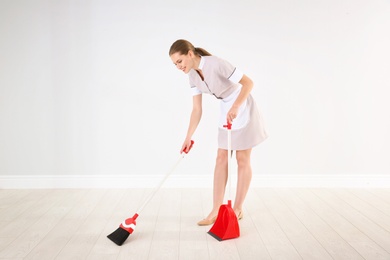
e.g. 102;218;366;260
218;88;268;150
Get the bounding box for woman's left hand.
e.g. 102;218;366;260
227;105;239;124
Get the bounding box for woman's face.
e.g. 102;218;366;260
170;51;194;74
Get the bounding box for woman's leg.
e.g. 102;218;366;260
233;149;252;216
202;148;228;221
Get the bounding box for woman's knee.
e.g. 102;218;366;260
215;149;228;166
236;150;252;167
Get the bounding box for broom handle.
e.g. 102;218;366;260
136;140;194;214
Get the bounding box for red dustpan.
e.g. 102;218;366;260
208;122;240;241
208;200;239;241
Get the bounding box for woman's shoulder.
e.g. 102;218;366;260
204;55;232;67
203;56;225;71
203;55;235;76
204;55;223;63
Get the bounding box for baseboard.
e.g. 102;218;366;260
1;174;390;189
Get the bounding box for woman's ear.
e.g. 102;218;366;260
188;49;194;57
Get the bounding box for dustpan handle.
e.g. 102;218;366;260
136;140;194;214
223;122;232;201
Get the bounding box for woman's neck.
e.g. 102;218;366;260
193;55;202;70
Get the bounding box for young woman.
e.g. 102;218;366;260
169;39;268;226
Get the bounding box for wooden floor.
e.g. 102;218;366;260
1;188;390;260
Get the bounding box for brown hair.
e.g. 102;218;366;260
169;39;212;57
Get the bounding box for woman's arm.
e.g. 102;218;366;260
227;74;253;123
181;94;202;153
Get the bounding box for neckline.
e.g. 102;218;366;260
195;69;204;81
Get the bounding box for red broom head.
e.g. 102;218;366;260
120;213;138;233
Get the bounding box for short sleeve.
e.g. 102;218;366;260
217;58;244;84
228;68;244;84
191;86;202;96
189;77;202;96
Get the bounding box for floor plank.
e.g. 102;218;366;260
178;188;209;260
368;189;390;205
0;237;13;254
312;189;390;254
0;190;69;241
0;190;31;211
363;189;390;216
24;189;106;260
260;188;333;260
297;189;390;260
251;188;302;259
147;189;182;260
0;190;85;258
0;190;49;222
116;188;164;260
88;188;147;260
276;188;364;260
332;189;390;233
54;189;126;260
237;189;271;260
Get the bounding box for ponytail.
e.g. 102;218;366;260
194;47;212;56
169;39;212;57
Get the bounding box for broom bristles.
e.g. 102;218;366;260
107;227;130;246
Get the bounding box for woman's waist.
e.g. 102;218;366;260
220;85;242;103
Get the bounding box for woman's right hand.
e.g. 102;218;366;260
181;139;193;154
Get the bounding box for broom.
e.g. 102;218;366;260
107;140;194;246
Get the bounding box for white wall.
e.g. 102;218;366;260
1;0;390;184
